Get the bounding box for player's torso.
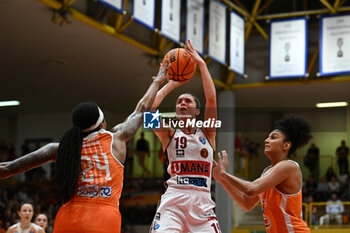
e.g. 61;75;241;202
12;223;41;233
259;162;309;233
73;129;124;206
165;128;214;192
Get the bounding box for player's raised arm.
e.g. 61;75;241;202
185;40;217;144
0;142;59;179
112;61;169;141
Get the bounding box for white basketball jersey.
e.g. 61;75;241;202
165;128;214;192
11;223;41;233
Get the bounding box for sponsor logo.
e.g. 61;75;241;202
155;212;161;220
176;149;185;157
200;148;208;158
99;186;112;198
76;184;99;197
153;221;160;230
263;216;271;227
177;177;207;187
171;160;210;177
143;110;161;129
199;136;206;144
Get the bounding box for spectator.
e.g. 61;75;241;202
306;195;317;225
325;166;336;182
328;176;340;196
304;143;319;179
336;140;349;175
234;132;242;153
305;176;317;199
34;214;48;232
316;176;330;201
124;139;134;178
135;132;151;176
6;203;44;233
319;193;344;225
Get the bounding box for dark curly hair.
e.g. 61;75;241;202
273;116;312;156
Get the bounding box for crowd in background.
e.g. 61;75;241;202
0;137;350;230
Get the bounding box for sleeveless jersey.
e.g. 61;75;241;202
165;128;214;192
10;223;41;233
53;129;124;233
258;161;310;233
73;129;124;205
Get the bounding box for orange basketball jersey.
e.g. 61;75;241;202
259;161;310;233
53;129;124;233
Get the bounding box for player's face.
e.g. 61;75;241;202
18;204;33;222
35;214;48;229
176;94;199;119
264;130;288;157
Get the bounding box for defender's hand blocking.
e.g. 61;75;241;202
212;150;229;181
153;59;170;84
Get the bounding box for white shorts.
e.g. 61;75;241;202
150;187;221;233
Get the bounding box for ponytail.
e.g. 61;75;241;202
56;126;84;203
56;101;102;203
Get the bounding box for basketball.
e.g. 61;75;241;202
162;48;197;81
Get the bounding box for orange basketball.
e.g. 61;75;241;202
162;48;196;81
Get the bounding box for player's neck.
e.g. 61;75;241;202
20;221;31;230
181;127;197;134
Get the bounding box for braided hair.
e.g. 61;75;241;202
273;116;312;156
56;102;101;203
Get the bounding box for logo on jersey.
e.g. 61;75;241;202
99;186;112;197
263;216;271;227
143;110;161;129
155;212;161;220
177;177;207;187
171;160;210;177
200;148;209;158
198;136;206;144
152;221;160;230
176;149;185;157
77;184;99;197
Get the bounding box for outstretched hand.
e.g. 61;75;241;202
185;40;205;66
212;150;228;182
153;59;170;84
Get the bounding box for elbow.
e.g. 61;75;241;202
245;186;259;197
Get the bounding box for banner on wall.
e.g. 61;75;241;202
320;14;350;76
269;18;307;79
186;0;205;54
160;0;181;43
208;0;227;64
229;10;245;76
98;0;123;13
133;0;155;29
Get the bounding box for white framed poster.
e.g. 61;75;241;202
186;0;205;55
269;18;307;79
208;0;227;65
229;10;245;76
320;14;350;76
160;0;181;43
133;0;155;30
98;0;123;13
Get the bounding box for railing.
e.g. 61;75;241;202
307;201;350;228
233;201;350;230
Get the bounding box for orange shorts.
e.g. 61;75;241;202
53;200;121;233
